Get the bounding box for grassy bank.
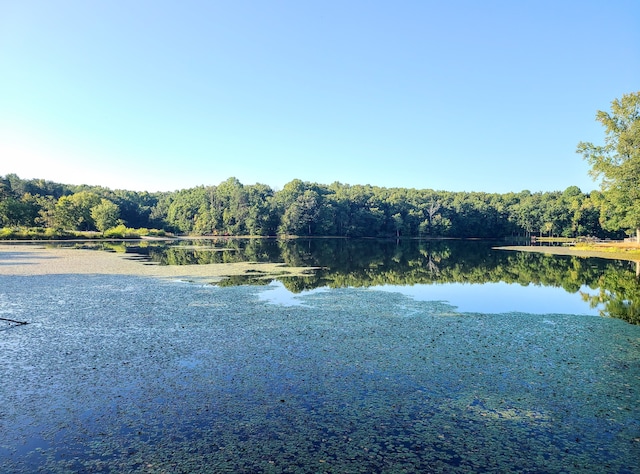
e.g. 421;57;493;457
496;241;640;262
573;241;640;260
0;226;167;240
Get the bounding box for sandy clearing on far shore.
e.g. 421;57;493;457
0;245;318;283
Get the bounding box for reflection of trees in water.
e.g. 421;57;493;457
277;276;323;293
113;238;640;324
280;240;607;292
133;239;283;265
275;239;639;324
426;254;440;275
581;262;640;325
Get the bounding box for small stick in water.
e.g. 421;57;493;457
0;317;28;325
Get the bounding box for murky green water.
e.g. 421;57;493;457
1;273;639;473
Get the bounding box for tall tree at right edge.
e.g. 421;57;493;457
577;91;640;242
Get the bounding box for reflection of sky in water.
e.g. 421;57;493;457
259;280;602;316
258;281;329;306
373;282;601;315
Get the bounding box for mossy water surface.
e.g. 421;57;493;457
1;275;639;473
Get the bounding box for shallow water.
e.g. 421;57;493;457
1;274;639;473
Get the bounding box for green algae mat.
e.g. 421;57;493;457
1;275;639;473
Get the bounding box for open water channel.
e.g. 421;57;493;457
1;239;639;472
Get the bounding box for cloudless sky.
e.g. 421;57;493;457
1;0;638;193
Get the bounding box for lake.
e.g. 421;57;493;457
1;239;639;473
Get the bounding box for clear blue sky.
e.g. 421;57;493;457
1;1;638;193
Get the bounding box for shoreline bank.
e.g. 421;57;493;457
495;244;640;262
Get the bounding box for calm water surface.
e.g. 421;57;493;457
42;237;640;321
1;239;639;472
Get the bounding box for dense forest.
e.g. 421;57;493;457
0;173;624;239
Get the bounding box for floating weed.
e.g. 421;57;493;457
0;274;639;473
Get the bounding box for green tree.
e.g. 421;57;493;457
54;191;101;230
245;183;277;235
148;192;173;229
34;195;57;228
91;199;121;234
215;177;249;235
280;190;321;235
0;197;31;227
110;189;157;228
166;187;207;234
577;91;640;242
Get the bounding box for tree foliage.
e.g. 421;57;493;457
91;199;121;233
577;91;640;242
0;174;624;239
54;191;101;231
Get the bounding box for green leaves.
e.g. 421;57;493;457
91;199;121;233
578;91;640;240
0;174;626;239
53;191;101;231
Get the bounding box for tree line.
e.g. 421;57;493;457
2;91;637;240
0;173;623;239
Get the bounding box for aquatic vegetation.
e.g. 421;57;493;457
1;275;639;472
